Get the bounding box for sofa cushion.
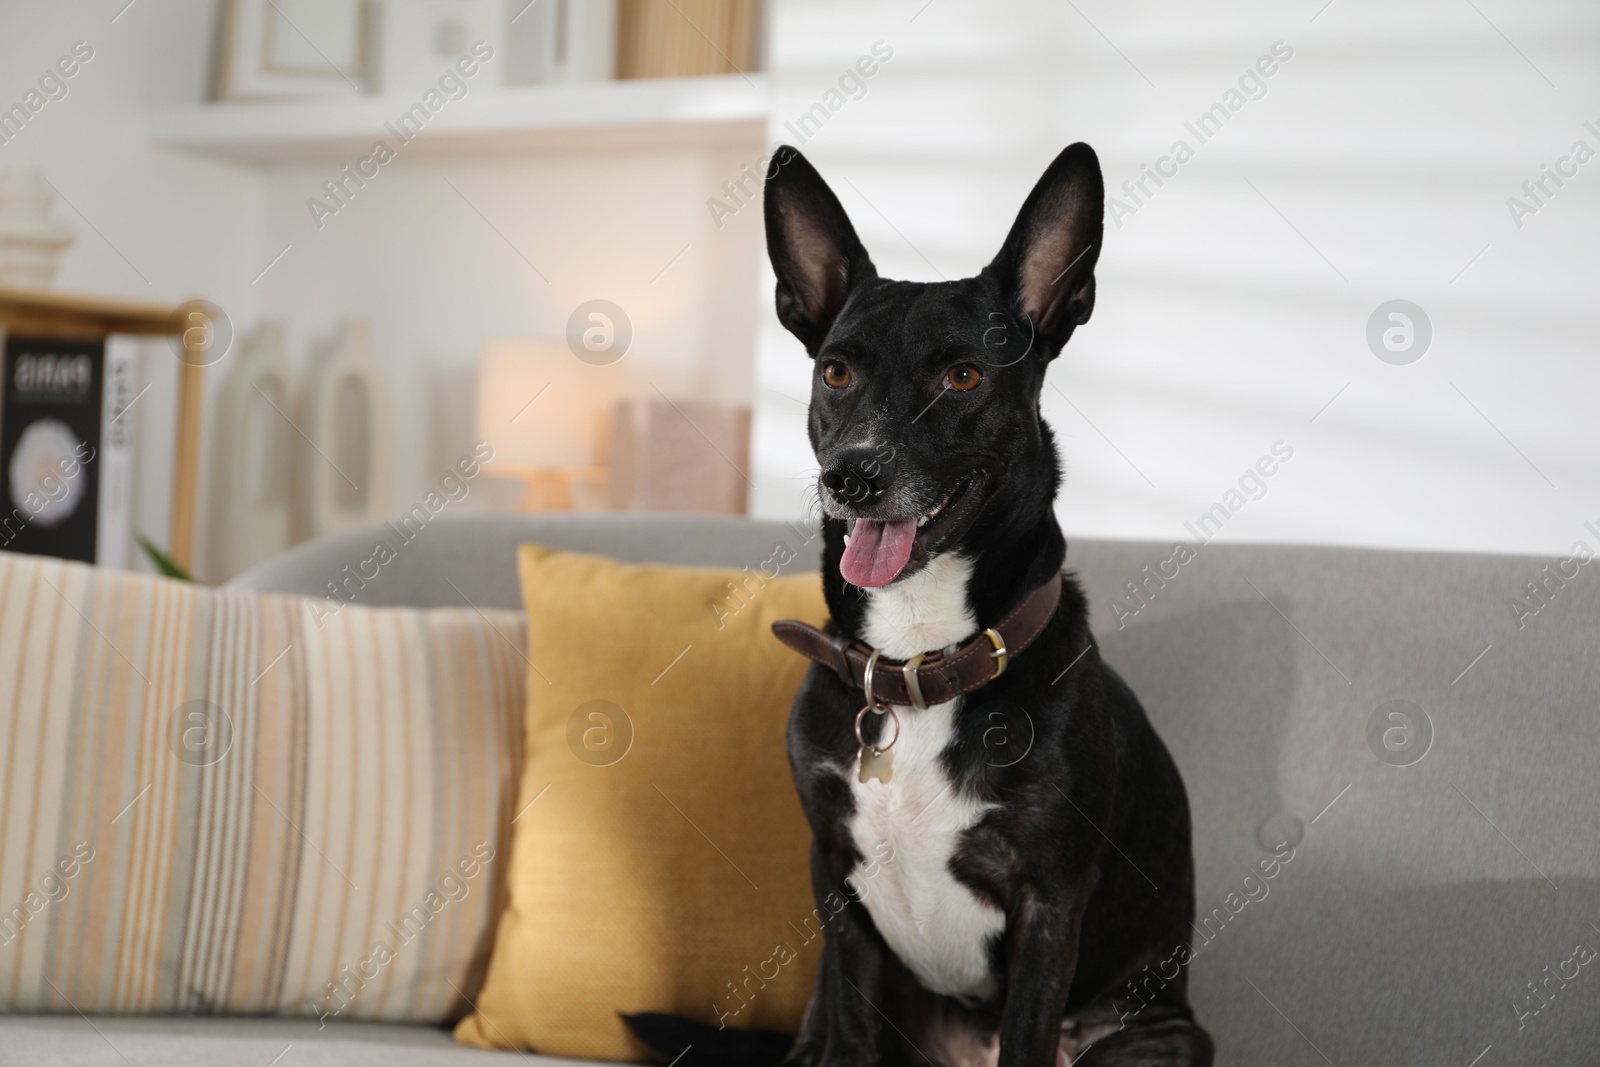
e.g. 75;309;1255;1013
0;1015;564;1066
453;544;827;1061
1071;538;1600;1065
0;551;525;1023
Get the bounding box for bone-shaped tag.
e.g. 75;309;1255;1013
857;746;893;784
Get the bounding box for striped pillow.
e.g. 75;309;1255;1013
0;551;525;1022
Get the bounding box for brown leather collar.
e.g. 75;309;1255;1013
771;574;1063;709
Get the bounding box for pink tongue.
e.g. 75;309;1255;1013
839;517;918;588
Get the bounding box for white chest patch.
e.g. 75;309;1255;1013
844;554;1005;1001
860;553;977;659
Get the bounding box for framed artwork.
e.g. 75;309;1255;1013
218;0;375;99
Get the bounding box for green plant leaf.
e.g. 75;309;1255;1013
137;534;193;582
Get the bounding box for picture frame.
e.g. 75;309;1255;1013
217;0;375;100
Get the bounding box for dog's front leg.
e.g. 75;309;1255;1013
997;884;1090;1067
783;842;891;1067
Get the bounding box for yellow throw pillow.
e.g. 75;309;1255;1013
454;544;828;1061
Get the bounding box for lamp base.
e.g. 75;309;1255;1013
514;467;608;512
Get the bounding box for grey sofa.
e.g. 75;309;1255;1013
7;514;1597;1065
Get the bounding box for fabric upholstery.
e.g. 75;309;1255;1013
227;514;813;611
145;514;1600;1062
0;551;525;1023
453;544;828;1061
0;1016;560;1066
1071;538;1600;1065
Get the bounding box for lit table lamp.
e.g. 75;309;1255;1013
473;339;622;511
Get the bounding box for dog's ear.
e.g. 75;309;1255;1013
987;143;1104;352
764;145;876;352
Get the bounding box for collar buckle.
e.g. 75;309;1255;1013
983;627;1008;680
901;653;928;710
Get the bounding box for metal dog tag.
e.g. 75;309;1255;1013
858;746;893;784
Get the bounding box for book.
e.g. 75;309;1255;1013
97;335;137;569
0;332;135;566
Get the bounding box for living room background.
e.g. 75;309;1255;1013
0;0;1594;582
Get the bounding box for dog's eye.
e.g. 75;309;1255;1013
821;361;852;389
945;364;983;392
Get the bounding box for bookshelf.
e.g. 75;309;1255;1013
0;286;203;570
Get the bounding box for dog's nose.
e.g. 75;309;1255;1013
821;446;895;506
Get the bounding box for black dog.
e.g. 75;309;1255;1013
759;144;1213;1067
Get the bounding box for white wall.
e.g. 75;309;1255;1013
753;0;1600;557
0;2;263;302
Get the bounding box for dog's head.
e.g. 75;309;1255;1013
764;144;1104;589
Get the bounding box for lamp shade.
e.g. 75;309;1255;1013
473;339;626;473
